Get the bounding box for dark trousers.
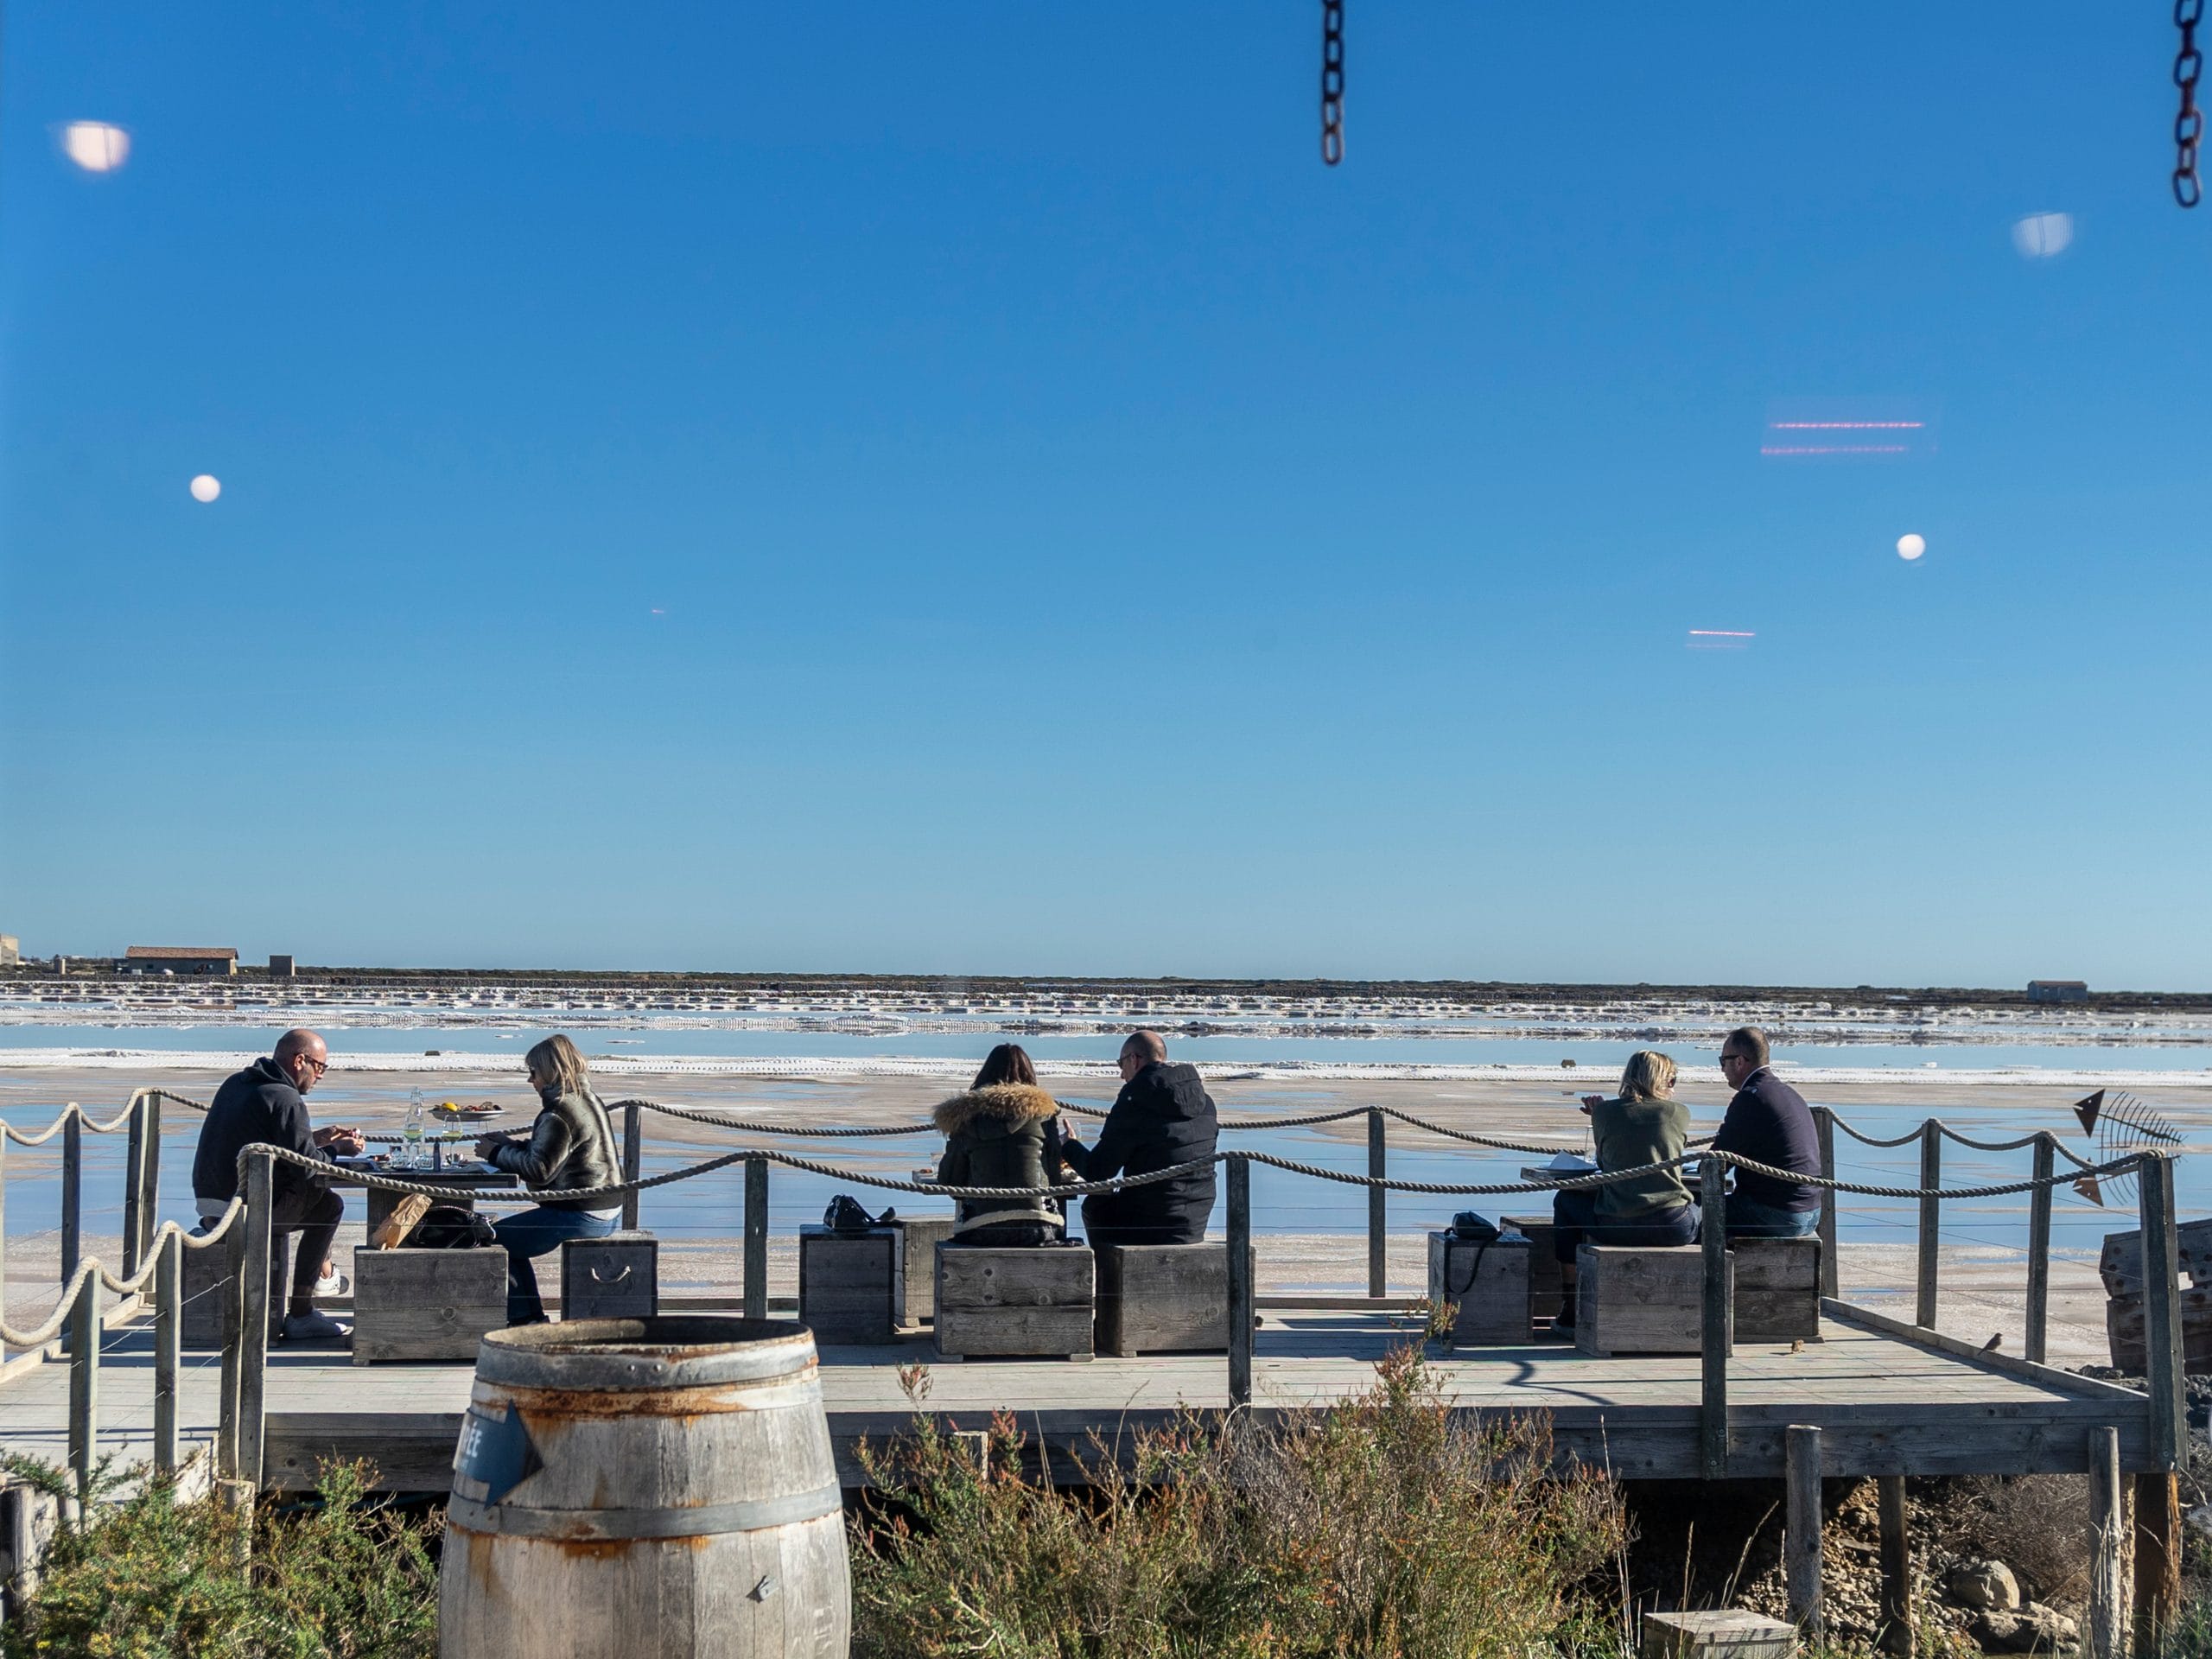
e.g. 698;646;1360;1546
1550;1187;1700;1263
270;1181;345;1319
1081;1193;1204;1249
493;1205;618;1324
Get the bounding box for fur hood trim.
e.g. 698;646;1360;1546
933;1083;1060;1135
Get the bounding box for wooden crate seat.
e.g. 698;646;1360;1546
351;1246;507;1364
1575;1243;1732;1357
935;1242;1095;1361
1728;1236;1822;1344
1426;1231;1535;1346
1095;1242;1247;1357
798;1224;900;1345
559;1230;659;1321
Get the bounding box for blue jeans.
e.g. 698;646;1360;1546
493;1205;619;1323
1726;1198;1821;1239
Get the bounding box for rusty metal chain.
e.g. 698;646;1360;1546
2179;0;2205;206
1321;0;1345;165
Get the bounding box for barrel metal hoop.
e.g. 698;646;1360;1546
474;1325;819;1391
447;1484;843;1541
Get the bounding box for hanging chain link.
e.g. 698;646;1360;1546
2178;0;2205;207
1320;0;1345;166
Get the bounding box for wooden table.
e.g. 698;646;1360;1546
327;1161;521;1234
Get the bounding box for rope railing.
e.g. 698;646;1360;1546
1;1100;140;1146
1824;1109;2102;1170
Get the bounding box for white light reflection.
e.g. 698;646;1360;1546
59;122;131;174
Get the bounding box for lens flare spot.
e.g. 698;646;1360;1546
1897;533;1926;561
189;474;222;503
2011;212;2074;259
60;122;131;174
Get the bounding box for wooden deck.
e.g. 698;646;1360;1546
0;1298;2154;1492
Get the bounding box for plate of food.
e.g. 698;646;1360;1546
430;1100;505;1122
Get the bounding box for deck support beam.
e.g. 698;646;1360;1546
1785;1424;1824;1643
1365;1110;1386;1299
742;1156;768;1321
1877;1474;1912;1657
2025;1134;2054;1364
1700;1156;1728;1478
2134;1471;2180;1653
1915;1122;1940;1328
2088;1426;2127;1659
2139;1153;2185;1470
1227;1154;1254;1409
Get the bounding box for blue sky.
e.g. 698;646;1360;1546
3;3;2208;987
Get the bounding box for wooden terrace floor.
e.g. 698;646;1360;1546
0;1299;2154;1491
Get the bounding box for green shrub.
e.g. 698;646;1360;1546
3;1459;439;1659
850;1343;1629;1659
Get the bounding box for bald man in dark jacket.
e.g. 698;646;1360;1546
1065;1032;1219;1246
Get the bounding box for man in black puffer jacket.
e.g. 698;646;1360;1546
1066;1031;1218;1247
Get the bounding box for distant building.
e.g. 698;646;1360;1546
124;945;239;976
269;954;296;978
2029;980;2089;1004
0;935;18;967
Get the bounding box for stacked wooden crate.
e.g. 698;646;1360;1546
2101;1218;2212;1372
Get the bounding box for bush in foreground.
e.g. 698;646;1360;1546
850;1344;1628;1659
2;1458;438;1659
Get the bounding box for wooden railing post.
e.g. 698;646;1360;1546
155;1229;181;1478
620;1103;643;1231
2087;1426;2126;1659
66;1271;99;1509
1785;1424;1824;1642
1916;1122;1940;1329
1700;1154;1730;1479
123;1096;149;1284
2025;1133;2055;1365
1;1128;10;1353
742;1155;768;1320
217;1217;245;1478
237;1153;275;1488
137;1092;163;1274
1366;1109;1386;1299
1877;1475;1914;1657
1813;1107;1840;1298
60;1106;83;1287
1227;1154;1253;1410
2139;1151;2185;1471
2135;1470;2182;1652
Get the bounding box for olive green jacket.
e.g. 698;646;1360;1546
1589;1095;1694;1222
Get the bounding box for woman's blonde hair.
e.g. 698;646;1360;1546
524;1033;591;1096
1618;1050;1678;1102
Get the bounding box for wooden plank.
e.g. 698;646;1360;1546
742;1156;768;1320
238;1154;273;1485
1732;1239;1822;1344
1786;1424;1823;1641
1821;1299;2155;1404
934;1306;1095;1361
2134;1470;2180;1652
1366;1109;1387;1298
892;1217;956;1325
1703;1169;1730;1478
1228;1156;1252;1407
1916;1124;1939;1329
2025;1135;2053;1364
2140;1154;2186;1469
1814;1107;1840;1299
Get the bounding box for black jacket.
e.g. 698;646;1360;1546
192;1056;328;1204
488;1087;623;1211
933;1083;1072;1227
1065;1061;1218;1236
1711;1067;1822;1213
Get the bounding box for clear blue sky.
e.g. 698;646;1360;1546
3;3;2207;988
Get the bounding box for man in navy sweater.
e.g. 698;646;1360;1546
1711;1026;1823;1238
192;1028;364;1340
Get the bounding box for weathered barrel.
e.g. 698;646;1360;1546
439;1317;849;1658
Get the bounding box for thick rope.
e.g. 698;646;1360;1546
2;1101;140;1146
0;1260;103;1350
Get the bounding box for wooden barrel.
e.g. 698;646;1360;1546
439;1317;849;1658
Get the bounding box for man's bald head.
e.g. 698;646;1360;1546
273;1028;328;1092
1117;1030;1166;1081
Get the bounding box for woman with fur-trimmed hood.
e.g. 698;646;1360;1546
934;1044;1071;1246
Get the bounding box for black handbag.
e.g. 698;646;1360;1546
410;1204;498;1249
1445;1211;1502;1299
823;1195;893;1233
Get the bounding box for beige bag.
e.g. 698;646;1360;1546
370;1192;433;1249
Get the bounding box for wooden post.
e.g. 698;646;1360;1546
2134;1471;2181;1652
122;1097;148;1284
1813;1107;1840;1298
137;1092;163;1274
2087;1427;2126;1659
66;1274;98;1509
2025;1133;2054;1365
1700;1154;1729;1479
216;1219;245;1478
237;1153;274;1489
1915;1122;1940;1329
2140;1152;2185;1471
60;1107;82;1287
1227;1154;1253;1409
742;1155;768;1320
620;1103;643;1231
0;1130;10;1355
1785;1425;1824;1642
155;1229;181;1477
1877;1474;1913;1657
1365;1109;1386;1300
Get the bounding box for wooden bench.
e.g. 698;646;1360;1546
351;1246;508;1364
1426;1231;1535;1345
1575;1244;1731;1357
1641;1609;1798;1659
935;1243;1095;1361
559;1230;659;1321
1728;1236;1822;1343
1501;1213;1565;1320
891;1216;957;1327
798;1224;900;1344
1095;1243;1249;1357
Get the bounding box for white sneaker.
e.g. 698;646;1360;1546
314;1268;350;1297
